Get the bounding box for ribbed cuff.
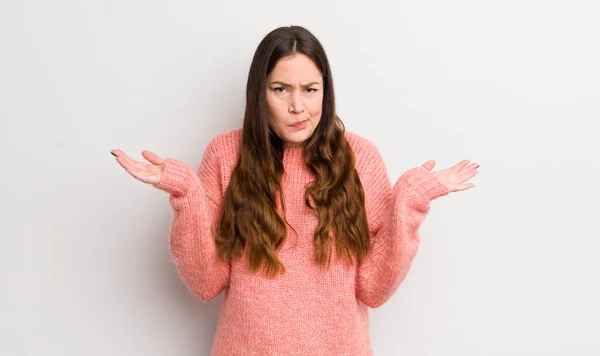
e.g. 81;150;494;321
400;166;449;202
154;158;200;196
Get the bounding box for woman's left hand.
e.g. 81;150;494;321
422;159;479;193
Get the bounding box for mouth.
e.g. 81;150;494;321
290;119;308;127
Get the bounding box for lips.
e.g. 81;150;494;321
290;119;307;126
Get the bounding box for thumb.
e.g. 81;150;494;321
422;159;436;172
142;150;166;166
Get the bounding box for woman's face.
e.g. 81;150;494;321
266;53;324;148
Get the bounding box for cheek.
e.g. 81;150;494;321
309;97;323;116
265;94;278;114
266;94;275;114
271;105;288;123
266;95;286;126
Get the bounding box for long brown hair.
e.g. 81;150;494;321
214;25;371;277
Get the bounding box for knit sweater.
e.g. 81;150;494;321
155;127;449;355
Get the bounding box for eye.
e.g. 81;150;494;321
306;88;318;93
274;87;286;93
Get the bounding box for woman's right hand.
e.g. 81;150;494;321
111;149;166;186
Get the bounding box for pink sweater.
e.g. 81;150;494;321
155;127;449;355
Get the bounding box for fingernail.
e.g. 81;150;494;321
111;151;116;157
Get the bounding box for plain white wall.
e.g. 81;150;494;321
1;0;598;355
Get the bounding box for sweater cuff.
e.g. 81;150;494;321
401;166;449;202
154;158;200;196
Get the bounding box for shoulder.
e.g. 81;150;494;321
198;127;242;176
207;126;243;151
343;131;392;229
198;127;243;197
204;127;243;164
343;130;386;174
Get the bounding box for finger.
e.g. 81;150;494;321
115;155;141;178
459;168;479;182
422;159;436;171
116;156;156;184
142;150;166;166
451;159;470;172
113;149;161;183
117;151;148;171
112;149;134;163
114;153;147;178
465;162;479;171
460;182;475;190
449;182;475;192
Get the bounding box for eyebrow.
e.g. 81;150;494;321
269;81;321;87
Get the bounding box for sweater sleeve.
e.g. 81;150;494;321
355;143;449;308
154;138;230;301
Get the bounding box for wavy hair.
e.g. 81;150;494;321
214;25;371;277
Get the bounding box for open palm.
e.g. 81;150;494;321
111;149;166;186
422;159;479;193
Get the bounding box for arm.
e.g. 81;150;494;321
155;139;230;301
355;146;448;308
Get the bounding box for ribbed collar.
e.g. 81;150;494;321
282;146;305;166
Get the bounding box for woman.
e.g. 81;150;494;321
112;25;478;355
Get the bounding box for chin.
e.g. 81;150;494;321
283;137;304;147
287;131;313;144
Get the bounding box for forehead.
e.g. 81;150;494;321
268;53;322;83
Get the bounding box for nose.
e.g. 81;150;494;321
289;91;305;114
